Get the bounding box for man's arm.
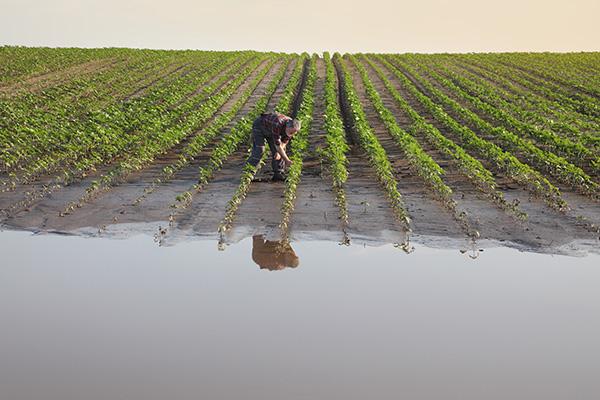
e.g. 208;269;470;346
275;143;292;166
274;141;287;159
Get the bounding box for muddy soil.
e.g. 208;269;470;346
361;56;600;253
1;56;599;255
178;58;301;243
288;58;343;242
1;57;282;234
345;58;466;241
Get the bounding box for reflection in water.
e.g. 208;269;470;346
252;235;299;271
460;238;484;259
2;231;600;400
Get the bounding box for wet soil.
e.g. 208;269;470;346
1;56;599;255
288;58;343;242
187;58;301;243
1;57;283;234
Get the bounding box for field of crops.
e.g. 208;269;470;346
1;47;599;253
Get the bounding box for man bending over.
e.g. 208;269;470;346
246;112;301;181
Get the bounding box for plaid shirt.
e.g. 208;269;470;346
261;112;291;146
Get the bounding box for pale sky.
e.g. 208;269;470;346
1;0;599;53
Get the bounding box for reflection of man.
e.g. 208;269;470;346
252;235;299;271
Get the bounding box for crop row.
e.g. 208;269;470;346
322;52;350;234
165;53;301;236
495;54;600;101
278;55;318;237
348;54;477;237
132;56;286;205
375;55;568;211
1;53;259;219
1;51;190;132
60;54;273;215
431;57;600;150
462;54;600;124
458;56;600;132
0;46;120;87
361;56;526;219
1;52;239;180
0;54;202;178
2;48;128;82
494;56;600;118
412;57;600;173
334;53;411;231
388;56;599;200
216;55;308;234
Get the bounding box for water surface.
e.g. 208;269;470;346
1;231;599;400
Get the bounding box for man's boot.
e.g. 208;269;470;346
272;172;286;182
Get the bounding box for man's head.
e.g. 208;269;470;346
285;119;301;137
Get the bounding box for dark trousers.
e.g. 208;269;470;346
246;118;285;175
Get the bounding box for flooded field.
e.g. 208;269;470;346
1;230;600;400
2;49;600;255
2;48;600;398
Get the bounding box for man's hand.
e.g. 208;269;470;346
276;144;291;166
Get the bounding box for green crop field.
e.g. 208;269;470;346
1;46;599;250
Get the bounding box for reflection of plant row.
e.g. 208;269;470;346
349;54;478;237
412;57;600;174
133;56;284;205
361;56;526;220
390;56;599;199
377;55;568;211
217;54;310;235
322;52;350;234
334;53;411;231
60;54;271;216
279;55;317;237
432;57;600;151
1;53;244;195
168;54;302;219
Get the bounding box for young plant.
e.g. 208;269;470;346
322;52;351;239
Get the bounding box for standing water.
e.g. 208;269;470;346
1;230;599;400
